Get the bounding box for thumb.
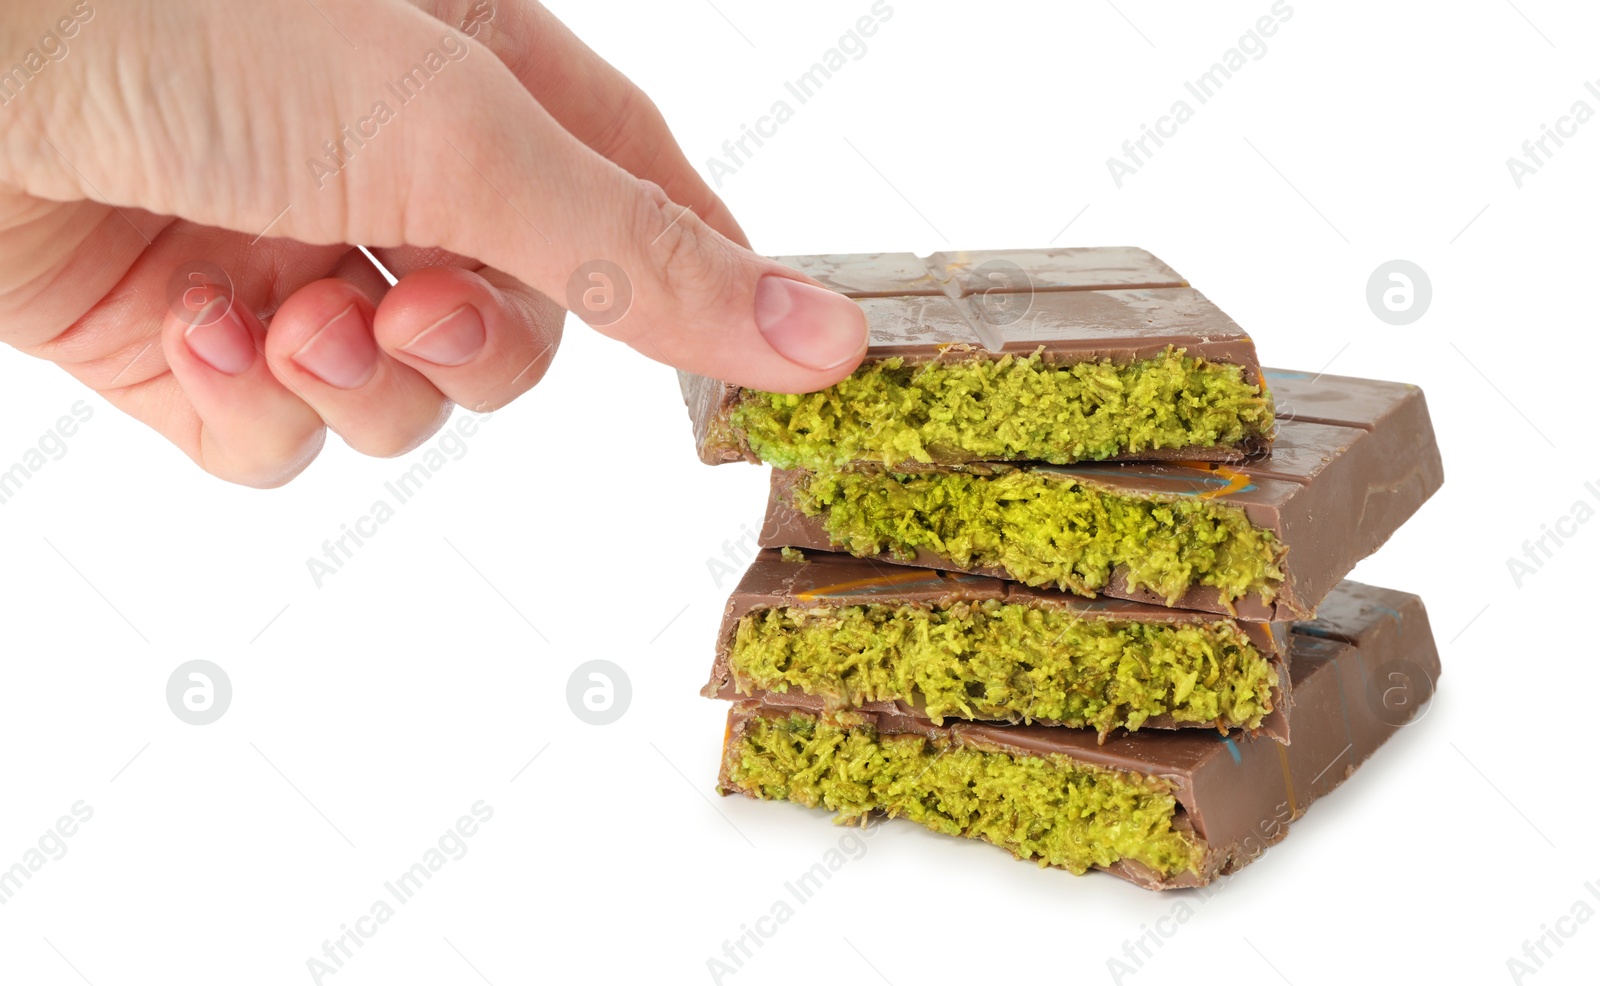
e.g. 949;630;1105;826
353;5;870;392
565;177;871;387
9;0;867;393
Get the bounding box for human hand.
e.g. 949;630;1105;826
0;0;869;485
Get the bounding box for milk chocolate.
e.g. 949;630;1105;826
681;247;1272;467
760;369;1443;620
718;580;1438;890
704;549;1290;740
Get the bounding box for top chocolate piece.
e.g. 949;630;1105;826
680;248;1273;469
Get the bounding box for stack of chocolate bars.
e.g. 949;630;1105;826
679;248;1444;889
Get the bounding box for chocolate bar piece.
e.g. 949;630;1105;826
760;369;1443;620
681;248;1275;469
717;580;1438;890
704;549;1290;740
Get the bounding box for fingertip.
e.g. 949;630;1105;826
374;265;563;412
182;298;259;376
160;298;327;488
266;279;453;459
396;304;487;368
267;282;382;390
372;266;496;362
752;276;869;376
577;187;865;394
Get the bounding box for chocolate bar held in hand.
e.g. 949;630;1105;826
760;370;1444;621
717;581;1439;890
681;248;1275;469
703;549;1290;741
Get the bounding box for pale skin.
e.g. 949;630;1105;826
0;0;869;486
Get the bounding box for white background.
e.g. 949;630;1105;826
2;1;1597;984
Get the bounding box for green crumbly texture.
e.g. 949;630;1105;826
729;712;1204;877
730;348;1274;470
779;547;807;563
790;468;1284;608
730;601;1276;736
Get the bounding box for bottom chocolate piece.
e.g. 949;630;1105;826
716;581;1438;890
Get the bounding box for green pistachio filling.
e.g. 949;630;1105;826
730;348;1274;470
730;601;1277;735
788;467;1285;607
728;712;1205;877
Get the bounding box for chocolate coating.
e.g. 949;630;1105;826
772;247;1187;297
719;580;1439;890
759;369;1444;620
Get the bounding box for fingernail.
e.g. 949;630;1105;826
292;304;377;389
753;276;868;371
184;300;256;375
399;305;486;367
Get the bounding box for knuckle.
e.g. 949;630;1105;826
606;193;741;349
588;85;668;170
